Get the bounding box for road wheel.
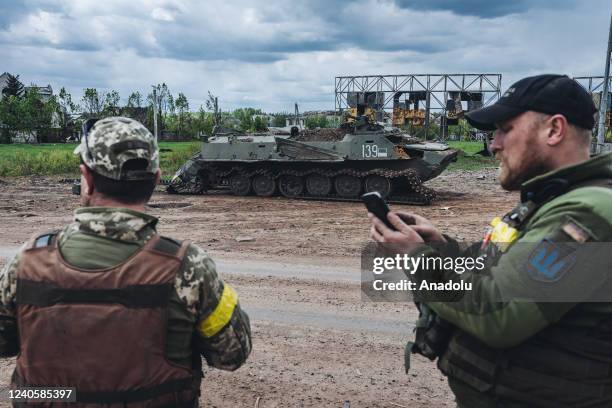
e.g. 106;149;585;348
306;174;332;196
230;174;251;196
279;175;304;198
334;175;362;198
364;175;392;198
252;174;276;197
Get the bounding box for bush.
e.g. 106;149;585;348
0;142;202;177
305;115;329;129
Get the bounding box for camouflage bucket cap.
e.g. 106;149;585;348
74;117;159;180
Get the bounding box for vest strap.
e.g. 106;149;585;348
16;279;173;308
153;236;183;257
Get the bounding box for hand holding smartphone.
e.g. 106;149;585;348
363;192;418;231
362;192;395;230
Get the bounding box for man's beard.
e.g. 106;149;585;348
498;151;550;191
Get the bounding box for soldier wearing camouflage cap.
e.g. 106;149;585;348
74;116;160;181
0;117;252;407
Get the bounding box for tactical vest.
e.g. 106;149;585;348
12;232;201;408
437;178;612;407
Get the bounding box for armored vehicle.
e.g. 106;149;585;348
167;119;458;204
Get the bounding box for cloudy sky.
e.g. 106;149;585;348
1;0;610;112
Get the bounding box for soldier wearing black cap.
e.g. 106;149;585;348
369;75;612;407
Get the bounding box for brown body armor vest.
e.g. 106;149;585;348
13;232;201;407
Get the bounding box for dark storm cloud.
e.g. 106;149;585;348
0;2;28;29
0;0;66;29
0;0;608;112
394;0;578;18
0;0;456;63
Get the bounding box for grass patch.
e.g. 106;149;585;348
0;141;201;177
0;140;495;176
446;141;498;172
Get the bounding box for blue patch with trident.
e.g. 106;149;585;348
526;239;576;282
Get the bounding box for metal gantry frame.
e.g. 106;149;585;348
334;74;502;138
573;76;612;142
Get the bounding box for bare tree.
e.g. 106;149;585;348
81;88;104;118
175;92;189;136
127;91;142;108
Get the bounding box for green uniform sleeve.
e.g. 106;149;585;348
424;188;612;348
175;244;252;371
0;249;21;356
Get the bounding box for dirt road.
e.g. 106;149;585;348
0;168;516;407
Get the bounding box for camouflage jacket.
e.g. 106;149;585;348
0;207;251;371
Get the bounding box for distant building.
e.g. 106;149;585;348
0;72;9;98
0;74;53;102
304;110;340;124
286;116;305;127
25;84;53;102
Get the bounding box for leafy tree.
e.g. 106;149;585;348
272;114;287;127
126;91;142;108
0;95;21;143
205;91;222;127
305;115;329;129
16;89;58;142
167;94;176;116
103;90;120;115
253;116;268;132
0;86;64;143
192;105;215;137
147;83;171;133
81;88;104;118
57;87;79;131
175;92;189;136
58;87;78;113
2;73;24;98
233;108;254;132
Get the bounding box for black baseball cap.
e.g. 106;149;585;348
465;74;597;131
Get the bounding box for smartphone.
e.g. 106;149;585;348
362;192;395;230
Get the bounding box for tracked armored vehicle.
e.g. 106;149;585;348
167;119;458;204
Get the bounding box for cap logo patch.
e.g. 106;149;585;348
502;87;515;98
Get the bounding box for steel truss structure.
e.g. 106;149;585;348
334;74;502;138
573;76;612;136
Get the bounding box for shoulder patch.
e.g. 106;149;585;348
30;230;60;249
525;239;576;283
560;219;592;243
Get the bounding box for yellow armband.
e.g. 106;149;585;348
198;284;238;338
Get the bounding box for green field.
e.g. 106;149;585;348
447;141;498;171
0;140;496;177
0;141;200;177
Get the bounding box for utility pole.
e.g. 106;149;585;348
214;96;219;127
152;86;158;141
294;102;301;129
597;14;612;153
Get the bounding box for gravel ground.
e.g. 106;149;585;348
0;167;516;407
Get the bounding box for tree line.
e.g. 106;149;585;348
0;73;336;144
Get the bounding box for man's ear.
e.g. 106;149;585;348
154;169;161;185
79;164;95;196
545;114;569;147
